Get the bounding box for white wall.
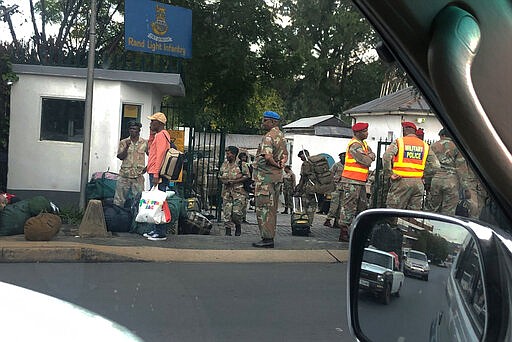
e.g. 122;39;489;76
287;134;351;177
8;74;162;192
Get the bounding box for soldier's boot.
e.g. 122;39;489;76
252;238;274;248
323;219;332;227
225;228;232;236
235;224;241;236
281;208;288;214
338;224;350;242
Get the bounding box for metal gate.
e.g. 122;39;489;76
371;139;392;208
185;129;226;221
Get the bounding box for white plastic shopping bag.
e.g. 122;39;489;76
135;187;169;224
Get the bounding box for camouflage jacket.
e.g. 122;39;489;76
431;137;470;190
253;126;288;184
219;160;250;196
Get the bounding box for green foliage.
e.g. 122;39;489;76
0;45;16;151
58;206;83;225
2;0;387;133
413;231;450;264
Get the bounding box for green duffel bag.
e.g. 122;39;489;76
86;172;118;201
0;200;32;236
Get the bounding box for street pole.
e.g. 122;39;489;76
79;0;97;210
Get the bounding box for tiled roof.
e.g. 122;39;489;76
344;87;432;115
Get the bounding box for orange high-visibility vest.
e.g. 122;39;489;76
342;138;370;182
392;136;429;178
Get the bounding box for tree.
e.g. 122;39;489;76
413;231;450;264
274;0;386;120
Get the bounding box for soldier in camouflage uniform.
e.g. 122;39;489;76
427;129;471;215
383;122;440;211
466;165;488;219
338;123;376;242
324;152;346;227
281;165;296;214
294;149;318;226
219;146;250;236
252;111;288;248
113;121;148;207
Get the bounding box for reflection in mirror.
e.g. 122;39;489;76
357;216;486;342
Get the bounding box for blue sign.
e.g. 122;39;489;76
125;0;192;59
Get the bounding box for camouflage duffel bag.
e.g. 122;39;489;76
24;213;62;241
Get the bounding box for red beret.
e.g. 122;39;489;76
416;128;424;138
352;122;369;132
401;121;417;130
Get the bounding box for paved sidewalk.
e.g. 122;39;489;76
0;209;348;263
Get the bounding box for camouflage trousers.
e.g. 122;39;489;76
426;174;459;215
283;187;294;210
386;178;424;210
255;181;280;239
222;189;247;229
338;183;368;229
327;189;342;221
467;183;488;219
301;193;317;226
113;175;145;207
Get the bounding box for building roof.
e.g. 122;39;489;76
12;64;185;97
283;114;346;128
343;86;432;116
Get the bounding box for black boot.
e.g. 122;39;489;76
235;224;241;236
281;208;288;214
252;238;274;248
225;228;232;236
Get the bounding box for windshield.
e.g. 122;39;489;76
363;250;392;269
408;251;427;262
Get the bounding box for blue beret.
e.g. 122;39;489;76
263;111;280;120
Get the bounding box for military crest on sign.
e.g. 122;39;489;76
151;5;168;36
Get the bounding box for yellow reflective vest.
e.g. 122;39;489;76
342;138;370;182
392;136;429;178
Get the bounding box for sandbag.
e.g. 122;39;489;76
307;155;335;194
0;200;32;236
24;213;62;241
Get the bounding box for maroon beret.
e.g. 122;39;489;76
416;128;425;138
352;122;369;132
401;121;417;130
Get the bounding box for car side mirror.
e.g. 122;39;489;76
347;209;508;342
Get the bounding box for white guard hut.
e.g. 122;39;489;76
7;64;185;206
343;86;442;155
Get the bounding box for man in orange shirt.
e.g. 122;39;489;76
144;112;171;241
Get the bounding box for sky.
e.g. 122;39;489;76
1;1;58;42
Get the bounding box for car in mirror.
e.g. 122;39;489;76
347;208;510;342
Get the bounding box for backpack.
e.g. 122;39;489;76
238;162;254;194
307;155;335;194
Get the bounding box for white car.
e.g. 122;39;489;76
404;249;430;281
359;247;405;304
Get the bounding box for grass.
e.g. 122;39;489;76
58;206;84;225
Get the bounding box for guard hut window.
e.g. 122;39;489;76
40;98;85;143
120;104;142;140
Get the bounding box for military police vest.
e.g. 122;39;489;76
342;138;370;182
392;136;429;178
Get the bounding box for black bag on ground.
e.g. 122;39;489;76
179;211;212;235
291;197;310;236
103;202;132;232
307;155;335;195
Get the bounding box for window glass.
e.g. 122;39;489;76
40;98;85;142
454;239;485;336
120;104;141;140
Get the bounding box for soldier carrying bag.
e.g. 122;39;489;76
306;154;335;195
